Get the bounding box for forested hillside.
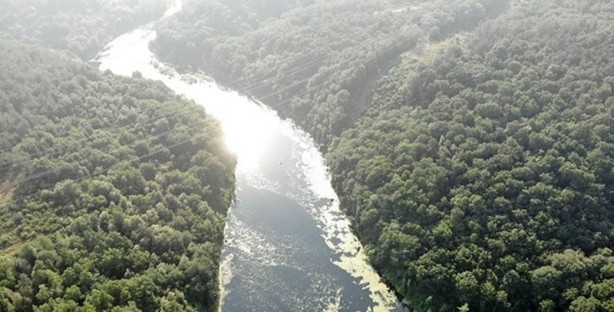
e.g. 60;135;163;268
152;0;614;311
0;0;167;59
153;0;507;146
0;40;235;311
328;0;614;310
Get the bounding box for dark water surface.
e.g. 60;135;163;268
96;2;403;311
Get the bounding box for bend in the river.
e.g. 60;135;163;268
95;1;403;311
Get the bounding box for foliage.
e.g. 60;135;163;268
0;40;236;311
153;0;614;310
153;0;508;146
0;0;167;59
326;0;614;310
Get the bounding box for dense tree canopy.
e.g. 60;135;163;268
327;0;614;310
0;0;167;59
0;40;236;311
153;0;508;146
153;0;614;311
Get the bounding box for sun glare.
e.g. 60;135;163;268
218;101;275;171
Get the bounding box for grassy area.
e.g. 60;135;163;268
405;33;466;65
0;184;21;254
0;184;13;204
0;238;33;255
383;34;466;95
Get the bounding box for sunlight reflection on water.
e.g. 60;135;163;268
95;2;403;311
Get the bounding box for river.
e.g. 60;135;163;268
95;1;403;311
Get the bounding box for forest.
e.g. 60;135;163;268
153;0;614;311
0;40;236;311
153;0;507;146
0;0;167;60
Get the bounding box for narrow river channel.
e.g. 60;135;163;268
95;1;403;311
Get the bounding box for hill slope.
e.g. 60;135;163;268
0;0;167;59
0;40;235;311
327;1;614;310
152;0;614;310
153;0;507;146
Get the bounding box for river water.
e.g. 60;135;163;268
95;1;402;311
